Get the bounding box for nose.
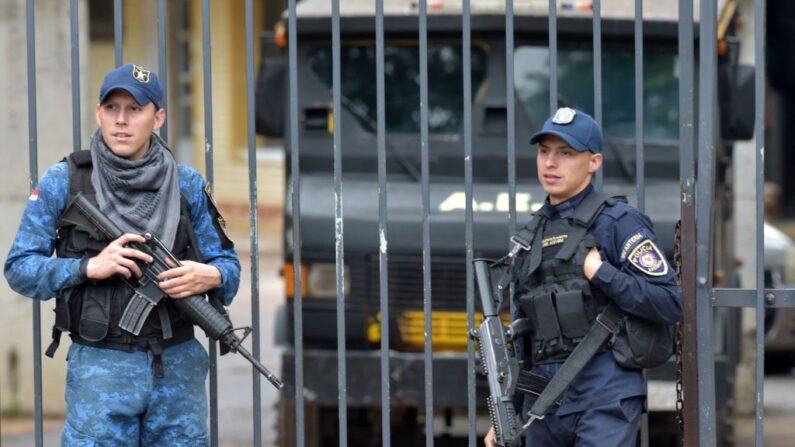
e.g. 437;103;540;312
544;152;558;168
115;108;128;125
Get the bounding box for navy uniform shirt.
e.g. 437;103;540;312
514;184;682;416
5;160;241;306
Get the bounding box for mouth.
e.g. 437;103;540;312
543;174;561;185
113;132;132;142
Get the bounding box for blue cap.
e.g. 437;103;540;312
99;64;163;109
529;107;603;153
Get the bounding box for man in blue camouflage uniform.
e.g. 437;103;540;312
5;63;240;446
485;108;682;446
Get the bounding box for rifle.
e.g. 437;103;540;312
471;259;522;447
64;192;284;390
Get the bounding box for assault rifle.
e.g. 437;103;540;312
471;259;522;447
64;192;284;390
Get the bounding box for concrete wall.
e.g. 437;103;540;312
0;0;90;415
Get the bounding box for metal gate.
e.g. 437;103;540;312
10;0;773;446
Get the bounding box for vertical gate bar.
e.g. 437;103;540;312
244;0;263;444
462;0;476;445
287;0;306;445
375;0;391;445
202;0;215;183
114;0;122;66
548;0;557;114
157;0;168;142
331;1;348;445
632;2;649;446
753;0;767;444
70;0;81;152
25;1;43;445
696;0;718;444
505;0;516;322
418;1;434;446
676;1;699;445
505;0;516;237
200;0;219;445
592;0;602;190
634;0;645;214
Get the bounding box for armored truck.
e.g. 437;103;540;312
256;0;754;444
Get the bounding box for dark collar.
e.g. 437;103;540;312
540;184;595;220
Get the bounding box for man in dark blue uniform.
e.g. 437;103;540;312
485;108;682;446
5;64;240;446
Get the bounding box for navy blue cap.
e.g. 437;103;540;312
529;108;603;154
99;64;163;109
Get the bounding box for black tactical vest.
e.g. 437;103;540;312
48;150;198;359
516;193;623;364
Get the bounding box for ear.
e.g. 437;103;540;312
588;153;603;174
95;103;102;127
152;107;166;131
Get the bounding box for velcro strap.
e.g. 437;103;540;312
45;328;63;358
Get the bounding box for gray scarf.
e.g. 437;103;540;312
90;130;181;249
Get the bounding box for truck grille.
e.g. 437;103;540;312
348;255;470;311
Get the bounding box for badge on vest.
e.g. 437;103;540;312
627;239;668;276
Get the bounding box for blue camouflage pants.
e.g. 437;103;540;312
525;397;644;447
61;338;209;447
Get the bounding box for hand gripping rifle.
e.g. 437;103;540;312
471;259;522;447
65;192;284;390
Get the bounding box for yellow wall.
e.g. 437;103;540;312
188;0;283;251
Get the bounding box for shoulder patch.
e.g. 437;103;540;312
627;239;669;276
620;231;646;260
204;183;234;249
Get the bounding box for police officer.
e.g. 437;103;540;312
484;108;682;446
4;63;240;446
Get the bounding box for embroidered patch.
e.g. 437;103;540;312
27;188;39;207
542;234;568;248
132;65;150;83
620;231;645;261
627;239;669;276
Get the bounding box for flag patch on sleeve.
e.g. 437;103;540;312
627;239;669;276
27;189;39;206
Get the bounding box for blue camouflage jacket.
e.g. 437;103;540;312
515;184;682;416
4;160;241;306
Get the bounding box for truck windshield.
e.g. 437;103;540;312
309;43;488;134
514;46;679;142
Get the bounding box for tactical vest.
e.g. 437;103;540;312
516;193;624;364
48;150;198;369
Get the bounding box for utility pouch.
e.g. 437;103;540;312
611;315;675;370
78;284;112;342
531;292;562;344
555;290;590;340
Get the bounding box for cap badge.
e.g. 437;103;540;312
551;107;576;125
132;65;150;83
